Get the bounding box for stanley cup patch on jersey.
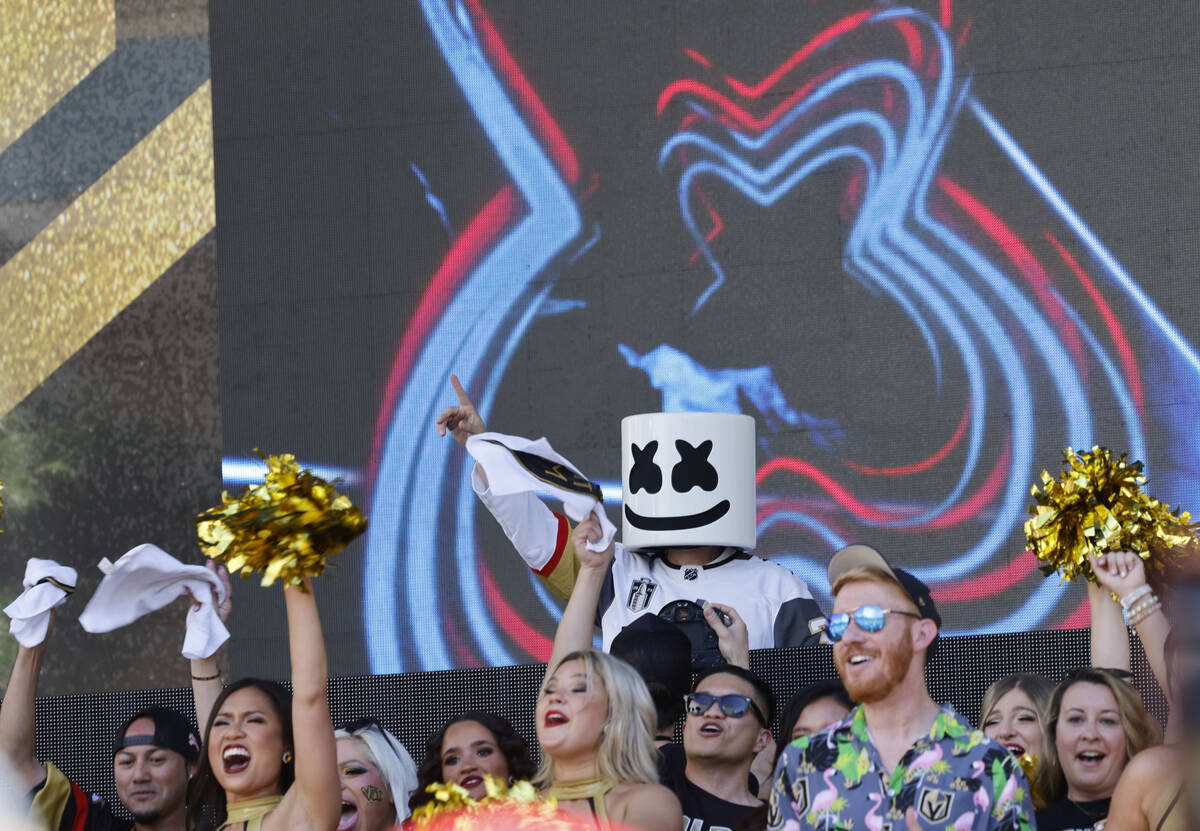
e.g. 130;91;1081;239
627;577;657;612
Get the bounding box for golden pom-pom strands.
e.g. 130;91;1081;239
1025;446;1198;586
195;451;366;590
409;777;578;830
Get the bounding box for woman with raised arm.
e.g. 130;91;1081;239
534;516;682;831
976;547;1172;787
186;577;340;831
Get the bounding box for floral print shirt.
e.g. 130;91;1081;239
768;705;1035;831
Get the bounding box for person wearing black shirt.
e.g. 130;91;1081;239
659;665;774;831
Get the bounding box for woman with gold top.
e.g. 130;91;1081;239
186;577;340;831
534;516;681;830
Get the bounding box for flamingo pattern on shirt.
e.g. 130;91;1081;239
768;706;1034;831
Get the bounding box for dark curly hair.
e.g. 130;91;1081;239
408;711;535;813
186;678;293;831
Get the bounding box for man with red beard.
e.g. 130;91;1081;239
768;545;1035;830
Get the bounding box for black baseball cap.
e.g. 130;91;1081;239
113;706;201;761
827;544;941;629
611;612;693;700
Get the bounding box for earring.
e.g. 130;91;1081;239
282;750;294;764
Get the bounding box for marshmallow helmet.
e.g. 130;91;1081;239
620;412;756;551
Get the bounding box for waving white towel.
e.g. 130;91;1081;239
78;543;229;659
465;432;616;552
4;559;77;647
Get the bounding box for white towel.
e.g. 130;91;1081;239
465;432;616;552
3;559;77;647
77;543;229;659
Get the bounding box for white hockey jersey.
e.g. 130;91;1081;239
472;468;827;650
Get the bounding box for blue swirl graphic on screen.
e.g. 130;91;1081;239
365;2;1200;671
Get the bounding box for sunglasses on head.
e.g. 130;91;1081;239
826;605;920;642
341;717;384;734
684;692;767;725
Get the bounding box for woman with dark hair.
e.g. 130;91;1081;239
1034;667;1162;831
777;680;853;746
408;711;535;812
186;578;340;831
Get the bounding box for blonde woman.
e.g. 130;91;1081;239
979;673;1054;760
535;516;681;830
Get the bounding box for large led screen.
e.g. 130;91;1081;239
210;0;1200;677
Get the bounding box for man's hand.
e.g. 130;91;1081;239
571;516;614;574
704;602;750;669
434;374;486;446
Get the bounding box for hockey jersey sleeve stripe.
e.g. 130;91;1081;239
533;512;570;578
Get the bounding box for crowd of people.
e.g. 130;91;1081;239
0;379;1191;831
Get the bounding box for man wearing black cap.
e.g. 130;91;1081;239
768;545;1035;830
0;617;198;831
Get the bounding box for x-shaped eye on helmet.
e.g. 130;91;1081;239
672;439;718;492
629;441;662;494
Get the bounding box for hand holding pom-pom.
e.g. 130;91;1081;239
195;451;366;589
1025;446;1198;593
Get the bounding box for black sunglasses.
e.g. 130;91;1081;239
684;692;766;725
340;717;384;734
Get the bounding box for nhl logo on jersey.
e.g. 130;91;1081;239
627;577;657;611
683;567;699;581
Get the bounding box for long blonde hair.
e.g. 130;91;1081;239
535;650;659;788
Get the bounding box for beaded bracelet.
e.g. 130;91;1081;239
1125;593;1158;618
1119;584;1153;610
1128;599;1161;627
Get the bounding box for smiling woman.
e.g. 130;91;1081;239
333;720;418;831
409;711;536;812
536;650;682;831
186;580;340;831
1033;669;1162;831
979;674;1054;760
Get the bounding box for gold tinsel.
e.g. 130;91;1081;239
1025;446;1198;586
195;451;366;589
409;778;591;830
1019;753;1044;811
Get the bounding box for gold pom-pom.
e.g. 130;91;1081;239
1025;446;1199;586
195;451;366;589
1016;753;1044;810
409;777;586;830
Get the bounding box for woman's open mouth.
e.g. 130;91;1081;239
337;799;359;831
222;745;251;774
